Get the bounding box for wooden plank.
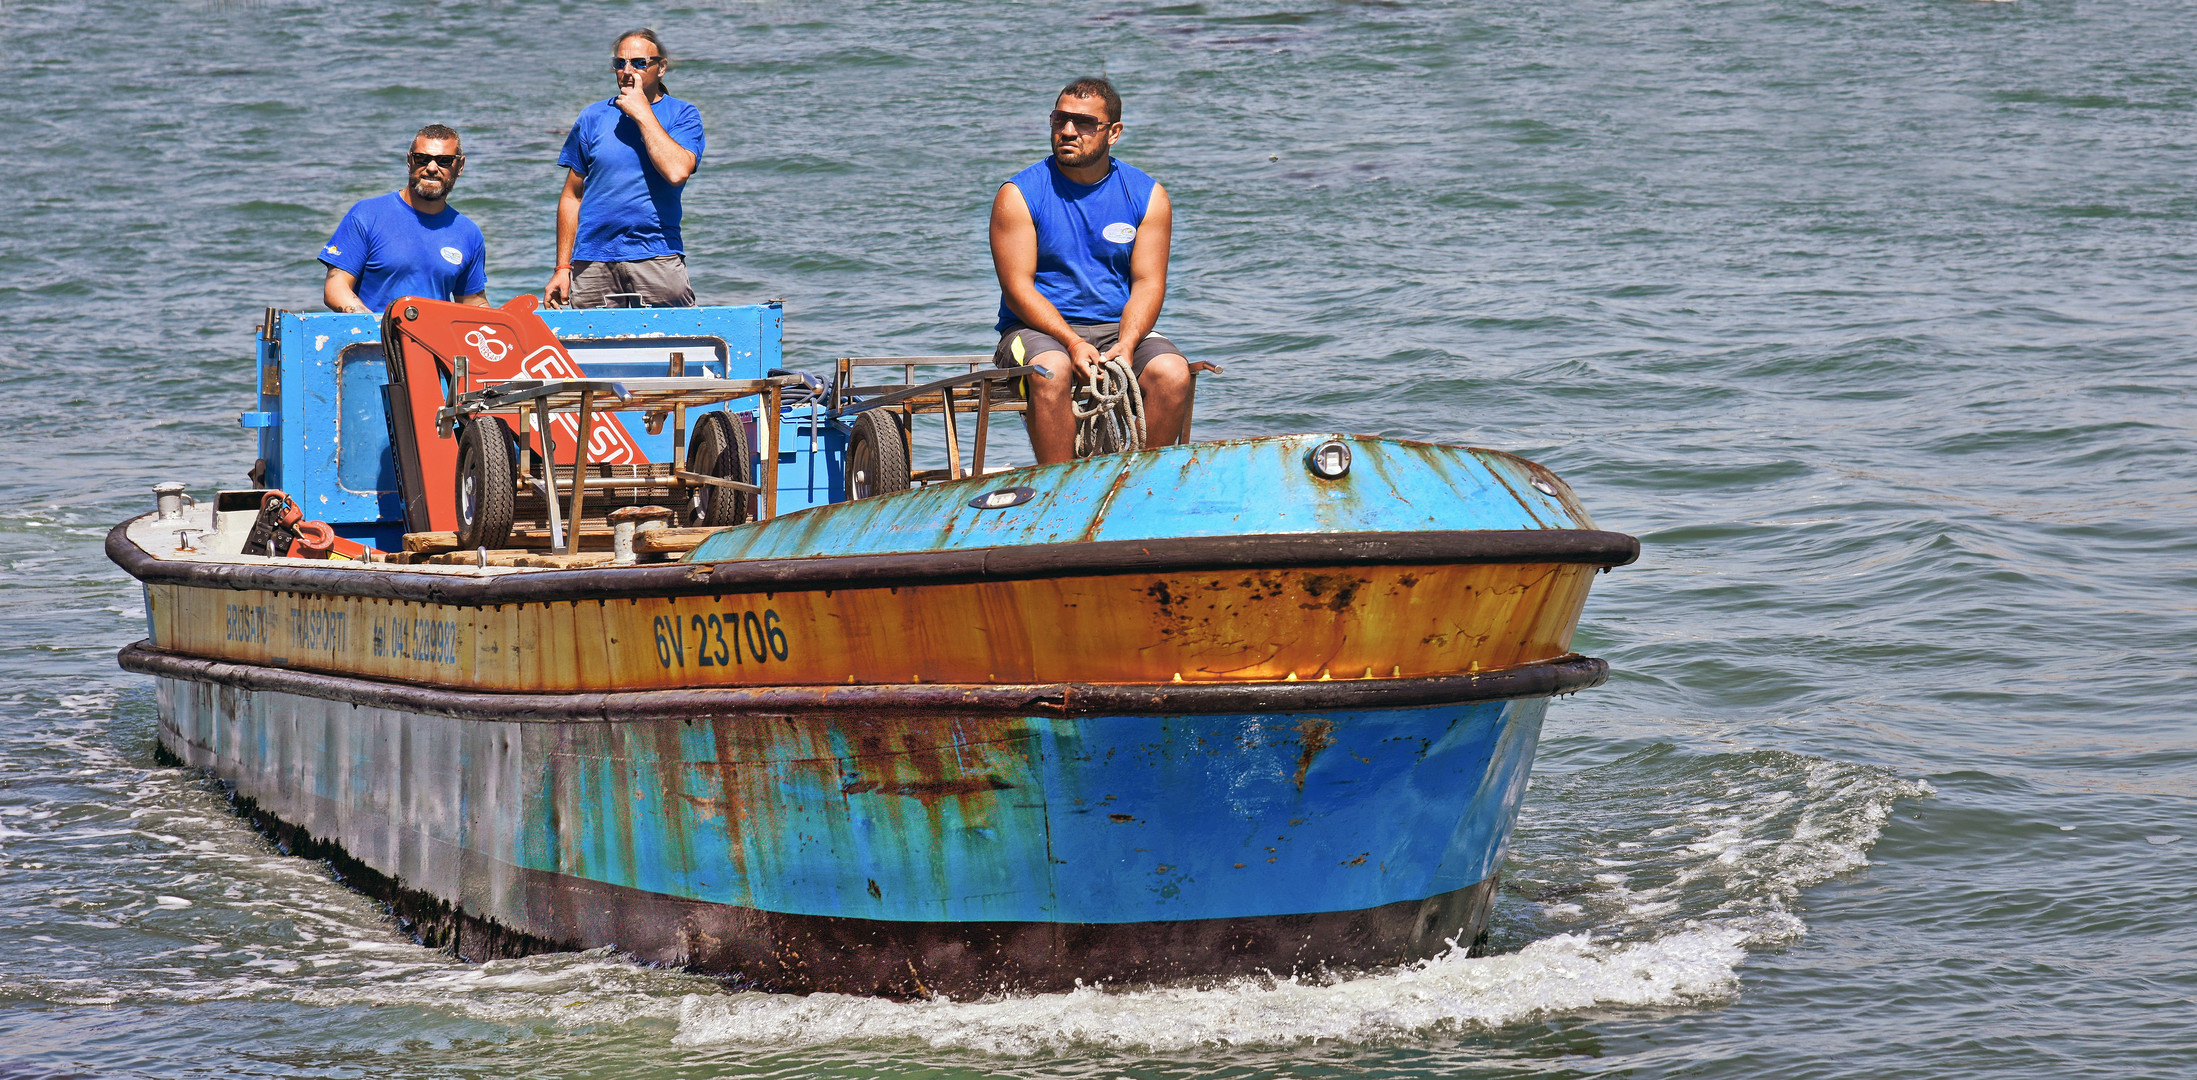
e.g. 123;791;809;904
670;351;687;471
941;383;962;480
835;355;995;366
764;382;780;520
911;464;1021;483
507;527;618;552
674;469;762;494
424;550;616;569
563;389;596;554
404;531;461;554
633;527;726;554
537;398;565;552
974;378;991;476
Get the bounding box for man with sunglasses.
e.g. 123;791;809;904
320;125;489;315
543;28;704;308
990;77;1191;465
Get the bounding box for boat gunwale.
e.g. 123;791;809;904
109;518;1639;604
119;641;1607;719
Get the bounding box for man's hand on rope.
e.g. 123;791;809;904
1068;337;1104;382
1071;356;1147;459
1099;337;1142;379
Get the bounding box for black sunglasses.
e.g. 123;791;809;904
611;56;661;70
407;152;462;169
1050;109;1111;133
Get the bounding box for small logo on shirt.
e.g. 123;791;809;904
324;244;340;256
1102;222;1137;244
440;246;464;265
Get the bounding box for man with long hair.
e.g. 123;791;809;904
544;28;705;308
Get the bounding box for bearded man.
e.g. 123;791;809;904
989;77;1191;464
320;124;490;314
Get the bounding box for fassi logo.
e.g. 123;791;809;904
463;326;512;364
440;320;650;466
516;345;644;464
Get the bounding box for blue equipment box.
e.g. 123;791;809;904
242;304;805;548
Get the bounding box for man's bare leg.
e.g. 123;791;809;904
1137;354;1192;447
1021;349;1078;464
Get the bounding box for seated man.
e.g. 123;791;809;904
320;124;490;314
989;77;1191;465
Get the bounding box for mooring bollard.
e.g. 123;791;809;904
154;481;193;522
608;506;678;566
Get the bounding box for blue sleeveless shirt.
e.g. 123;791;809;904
996;157;1157;332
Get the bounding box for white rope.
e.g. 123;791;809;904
1071;356;1145;459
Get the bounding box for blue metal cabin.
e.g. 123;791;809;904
242;303;845;549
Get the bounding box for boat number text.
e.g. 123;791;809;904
371;614;461;664
654;609;789;668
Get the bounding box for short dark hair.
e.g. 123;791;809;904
412;124;461;150
1059;77;1121;123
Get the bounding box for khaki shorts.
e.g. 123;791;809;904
993;321;1184;377
570;254;695;308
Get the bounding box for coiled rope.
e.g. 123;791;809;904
1071;356;1146;459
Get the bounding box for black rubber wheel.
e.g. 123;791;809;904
455;414;516;549
685;410;753;527
846;410;911;500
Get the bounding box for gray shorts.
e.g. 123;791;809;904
993;322;1184;375
570;254;695;308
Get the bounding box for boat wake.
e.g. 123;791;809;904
1497;743;1937;951
670;929;1752;1053
668;744;1932;1052
3;691;1928;1054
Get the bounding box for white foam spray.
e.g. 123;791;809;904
666;747;1930;1053
673;928;1750;1054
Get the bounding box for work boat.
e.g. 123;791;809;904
112;297;1635;999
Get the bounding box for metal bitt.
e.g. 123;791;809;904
1306;440;1353;480
154;482;194;521
609;505;677;566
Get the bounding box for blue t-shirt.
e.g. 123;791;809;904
557;95;706;262
318;192;487;314
996;157;1157;332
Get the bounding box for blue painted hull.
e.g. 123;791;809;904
547;702;1545;926
145;655;1555;995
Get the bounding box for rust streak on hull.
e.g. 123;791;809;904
144;562;1601;692
195;781;1502;999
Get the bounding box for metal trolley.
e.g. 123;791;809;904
437;374;806;554
827;356;1047;499
826;354;1221;498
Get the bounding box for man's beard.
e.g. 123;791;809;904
409;174;453;203
1052;137;1107;169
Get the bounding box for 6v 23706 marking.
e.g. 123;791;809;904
653;609;790;668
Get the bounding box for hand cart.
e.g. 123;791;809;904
828;356;1047;499
438;374;806;554
827;354;1223;498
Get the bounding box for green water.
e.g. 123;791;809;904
2;1;2192;1076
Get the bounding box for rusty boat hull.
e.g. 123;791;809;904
116;434;1635;997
